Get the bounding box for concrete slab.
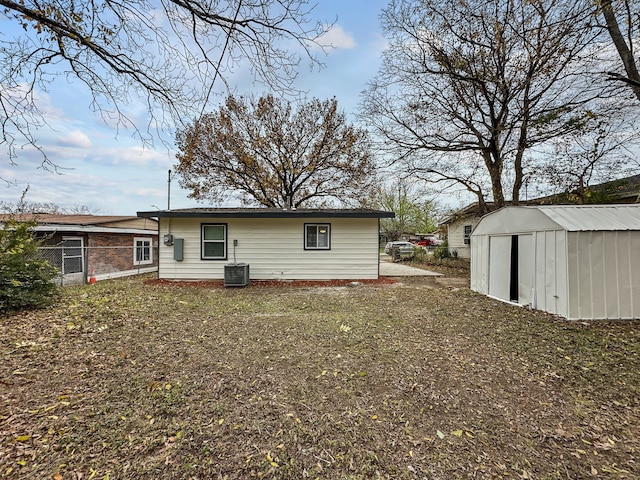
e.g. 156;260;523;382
379;254;442;277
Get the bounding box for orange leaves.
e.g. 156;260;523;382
174;94;377;207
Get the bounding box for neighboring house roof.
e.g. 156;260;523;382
441;174;640;227
537;174;640;205
137;208;395;219
1;213;134;224
0;214;158;234
439;202;500;226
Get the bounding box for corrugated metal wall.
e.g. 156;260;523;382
533;230;568;318
567;231;640;320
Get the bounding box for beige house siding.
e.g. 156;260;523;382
447;217;481;259
159;216;381;280
100;218;158;230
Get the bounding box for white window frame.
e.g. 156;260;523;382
463;225;472;245
201;223;227;260
304;223;331;250
133;237;153;265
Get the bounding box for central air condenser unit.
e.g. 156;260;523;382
224;263;250;287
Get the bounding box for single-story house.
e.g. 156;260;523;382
443;174;640;259
439;203;499;259
0;214;159;285
136;208;395;282
470;204;640;320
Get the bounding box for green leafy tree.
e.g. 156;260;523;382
0;218;60;312
376;180;439;241
175;95;378;208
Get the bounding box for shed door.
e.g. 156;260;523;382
489;234;534;305
517;234;534;306
488;236;511;301
62;237;84;285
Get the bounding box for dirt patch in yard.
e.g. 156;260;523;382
1;274;639;479
145;277;398;289
391;257;471;289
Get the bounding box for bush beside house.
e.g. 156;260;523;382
0;219;59;312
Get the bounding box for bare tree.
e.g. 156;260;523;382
599;0;640;100
174;95;378;208
537;117;637;203
0;0;329;167
0;186;97;214
360;0;620;214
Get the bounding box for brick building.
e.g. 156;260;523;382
0;214;158;285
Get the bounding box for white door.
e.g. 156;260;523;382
488;235;511;301
517;234;534;306
62;237;84;285
488;234;534;305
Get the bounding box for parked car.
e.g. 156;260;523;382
384;241;416;256
416;237;444;247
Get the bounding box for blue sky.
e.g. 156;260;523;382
0;1;394;215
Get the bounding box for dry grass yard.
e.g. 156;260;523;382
1;272;639;479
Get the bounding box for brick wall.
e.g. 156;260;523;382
36;231;158;280
86;233;158;275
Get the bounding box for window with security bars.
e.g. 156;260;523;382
463;225;472;245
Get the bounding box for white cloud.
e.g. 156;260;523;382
113;145;171;166
317;24;357;51
56;130;92;148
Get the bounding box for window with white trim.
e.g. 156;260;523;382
305;223;331;250
463;225;472;245
201;224;227;259
134;237;153;265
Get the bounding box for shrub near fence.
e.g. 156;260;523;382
0;220;60;311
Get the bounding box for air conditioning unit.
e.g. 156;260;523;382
224;263;250;287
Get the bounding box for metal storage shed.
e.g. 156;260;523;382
470;205;640;320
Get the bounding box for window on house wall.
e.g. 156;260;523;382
463;225;472;245
201;224;227;259
134;237;153;265
305;223;331;250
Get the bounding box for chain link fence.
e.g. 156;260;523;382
37;245;159;286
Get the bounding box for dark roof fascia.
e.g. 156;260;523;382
137;209;395;219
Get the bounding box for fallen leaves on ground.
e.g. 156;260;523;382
0;273;638;479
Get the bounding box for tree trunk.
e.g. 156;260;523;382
601;0;640;101
484;152;505;209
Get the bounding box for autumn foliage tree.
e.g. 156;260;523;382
175;95;378;208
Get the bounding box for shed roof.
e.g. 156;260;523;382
472;204;640;236
537;204;640;231
137;208;395;219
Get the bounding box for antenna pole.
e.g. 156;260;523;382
167;169;171;210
